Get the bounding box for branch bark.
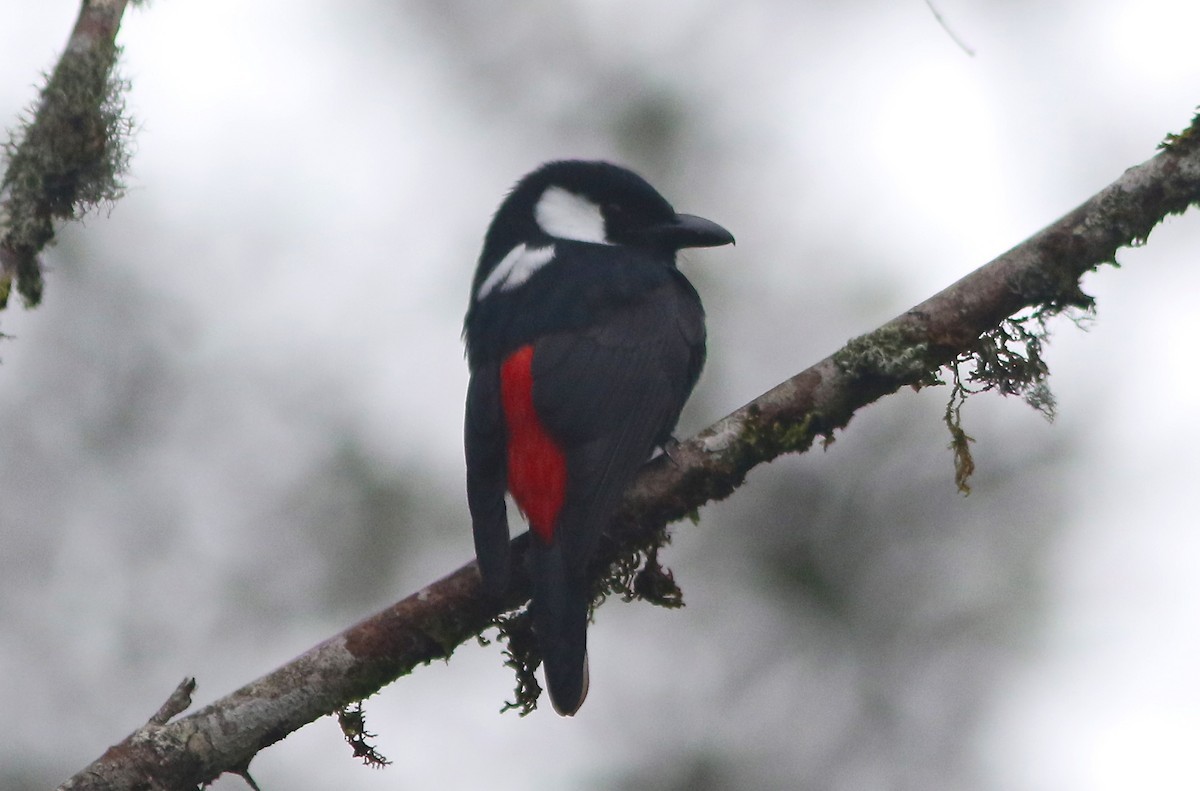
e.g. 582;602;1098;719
56;123;1200;789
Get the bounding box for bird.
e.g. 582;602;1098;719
463;160;733;715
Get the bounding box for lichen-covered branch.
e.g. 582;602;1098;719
616;112;1200;529
0;0;134;309
58;113;1200;789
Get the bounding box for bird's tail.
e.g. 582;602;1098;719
530;540;590;716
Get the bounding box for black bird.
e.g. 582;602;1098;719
463;160;733;715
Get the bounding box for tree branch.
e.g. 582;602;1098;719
56;118;1200;789
0;0;133;309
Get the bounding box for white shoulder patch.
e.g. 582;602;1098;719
535;186;611;244
476;243;556;300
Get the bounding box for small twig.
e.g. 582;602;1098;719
924;0;976;57
147;677;196;726
234;769;263;791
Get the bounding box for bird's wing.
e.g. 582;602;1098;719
465;360;512;596
531;280;705;575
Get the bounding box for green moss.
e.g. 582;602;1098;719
1009;260;1096;315
972;312;1058;420
494;611;543;716
739;409;820;462
2;43;133;307
600;524;681;605
1160;106;1200;153
627;547;684;608
941;310;1067;491
943;373;977;495
833;325;940;387
335;702;391;767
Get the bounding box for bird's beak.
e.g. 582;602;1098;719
656;213;736;250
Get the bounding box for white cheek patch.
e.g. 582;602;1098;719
476;243;556;300
535;186;612;244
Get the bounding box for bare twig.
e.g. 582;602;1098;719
924;0;976;57
57;120;1200;789
147;678;196;727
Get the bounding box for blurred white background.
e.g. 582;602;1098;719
1;1;1198;789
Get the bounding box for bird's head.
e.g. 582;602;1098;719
471;160;734;302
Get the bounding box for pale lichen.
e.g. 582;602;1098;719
1;43;133;307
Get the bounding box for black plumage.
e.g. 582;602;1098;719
464;160;732;714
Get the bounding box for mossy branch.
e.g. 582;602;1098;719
1;0;134;309
58;110;1200;789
